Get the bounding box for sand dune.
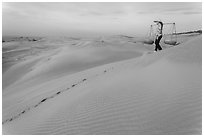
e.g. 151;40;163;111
2;34;201;134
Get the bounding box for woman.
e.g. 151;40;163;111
154;21;163;51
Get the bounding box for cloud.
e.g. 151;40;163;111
182;11;202;15
80;11;105;17
2;2;202;36
136;2;202;15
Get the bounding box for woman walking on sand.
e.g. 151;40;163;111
154;21;163;52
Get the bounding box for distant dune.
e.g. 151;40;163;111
2;33;201;134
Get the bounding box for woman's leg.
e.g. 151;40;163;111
157;35;162;50
155;38;158;51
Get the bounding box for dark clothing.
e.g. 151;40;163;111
155;35;162;51
154;21;163;51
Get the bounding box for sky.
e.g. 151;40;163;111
2;2;202;37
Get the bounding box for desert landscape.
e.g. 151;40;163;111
2;2;202;135
2;32;202;134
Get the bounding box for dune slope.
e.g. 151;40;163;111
2;35;201;134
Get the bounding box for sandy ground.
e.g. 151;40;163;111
2;34;202;134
